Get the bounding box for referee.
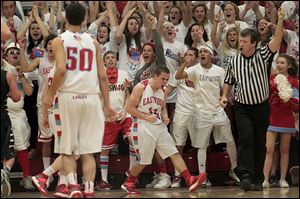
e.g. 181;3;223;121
220;9;285;191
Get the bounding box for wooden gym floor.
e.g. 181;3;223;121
5;186;299;198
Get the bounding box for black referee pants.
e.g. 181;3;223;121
234;100;270;184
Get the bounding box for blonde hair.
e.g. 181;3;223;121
222;27;240;54
38;2;49;14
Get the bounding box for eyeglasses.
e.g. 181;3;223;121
8;50;20;55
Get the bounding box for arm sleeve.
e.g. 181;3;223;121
153;29;166;67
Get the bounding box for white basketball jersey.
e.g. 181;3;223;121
47;66;56;87
37;56;54;106
59;30;99;94
137;80;165;122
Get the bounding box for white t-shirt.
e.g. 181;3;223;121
280;1;297;20
2;61;29;111
216;44;238;70
16;1;25;23
186;63;224;114
110;27;146;80
285;30;299;58
192;1;225;42
162;39;187;103
174;21;188;44
108;69;128;114
24;40;45;82
168;73;195;115
238;4;265;28
219;21;249;42
101;42;117;58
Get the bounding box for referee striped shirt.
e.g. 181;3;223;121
224;45;275;105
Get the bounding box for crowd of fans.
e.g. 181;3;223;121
1;1;298;197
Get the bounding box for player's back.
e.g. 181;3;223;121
59;30;99;94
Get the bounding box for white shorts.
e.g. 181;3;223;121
48;102;60;153
172;112;197;146
37;106;53;143
194;110;233;148
130;118;178;165
8;110;30;151
54;92;105;155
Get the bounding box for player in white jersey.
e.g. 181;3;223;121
164;47;198;188
175;44;240;186
20;34;57;186
32;64;81;198
121;66;206;195
42;3;116;198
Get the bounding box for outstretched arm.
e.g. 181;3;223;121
220;83;233;108
175;61;188;80
95;39;117;122
268;8;285;53
1;18;11;41
42;37;65;109
115;7;136;45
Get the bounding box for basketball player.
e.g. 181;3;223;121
32;52;79;198
121;66;206;194
42;3;116;198
20;34;57;187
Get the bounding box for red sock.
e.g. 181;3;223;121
181;169;192;186
153;164;160;174
158;163;167;174
17;150;30;177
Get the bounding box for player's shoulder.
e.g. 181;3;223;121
134;80;149;93
52;35;63;45
140;79;149;88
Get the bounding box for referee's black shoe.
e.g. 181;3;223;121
250;183;263;191
240;174;252;191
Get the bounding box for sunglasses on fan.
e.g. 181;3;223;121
7;49;20;55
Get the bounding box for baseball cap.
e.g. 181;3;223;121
5;42;20;52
